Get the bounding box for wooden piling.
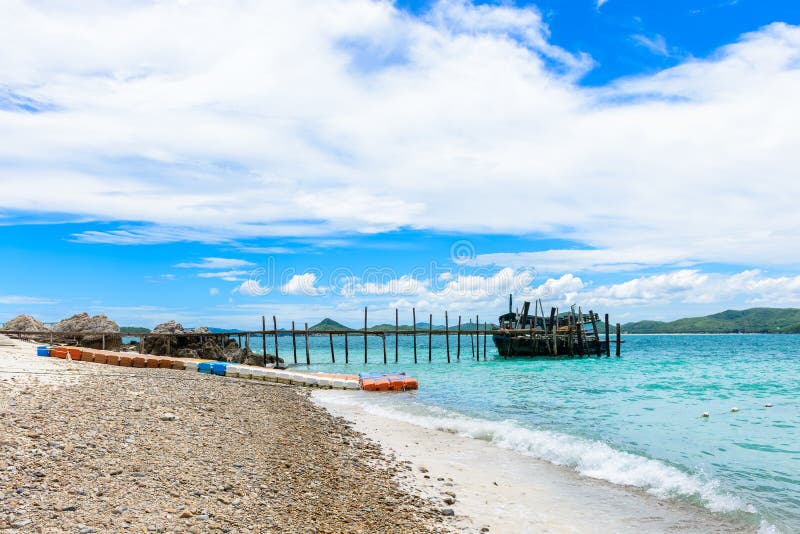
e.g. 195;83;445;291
445;311;450;363
428;313;433;362
589;311;601;357
272;316;279;366
364;306;368;364
551;307;558;357
304;322;310;365
291;321;297;364
605;314;611;357
476;315;480;360
344;332;349;363
329;332;335;363
616;323;621;356
140;335;144;354
483;321;487;360
532;301;538;354
576;309;584;357
412;308;417;364
470;328;475;359
394;308;399;363
102;334;106;350
567;313;574;358
167;335;171;356
382;332;387;364
457;315;461;360
262;316;268;366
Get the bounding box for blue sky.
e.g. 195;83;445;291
1;0;800;329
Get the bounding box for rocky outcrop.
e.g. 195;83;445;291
52;313;122;349
3;314;48;332
142;322;279;363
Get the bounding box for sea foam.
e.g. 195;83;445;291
322;393;758;516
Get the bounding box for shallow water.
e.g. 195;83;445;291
255;333;798;532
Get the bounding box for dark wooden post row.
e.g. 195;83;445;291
605;314;611;358
616;323;621;357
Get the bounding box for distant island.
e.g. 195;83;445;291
119;326;151;334
623;308;800;334
309;318;487;332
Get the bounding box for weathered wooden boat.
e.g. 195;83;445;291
492;296;617;357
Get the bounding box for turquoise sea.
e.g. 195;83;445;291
260;333;797;532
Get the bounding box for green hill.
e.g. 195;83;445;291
623;308;800;334
309;318;353;332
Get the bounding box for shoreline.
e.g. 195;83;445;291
313;389;755;533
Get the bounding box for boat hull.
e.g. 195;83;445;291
492;333;610;357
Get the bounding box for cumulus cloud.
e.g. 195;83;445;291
0;1;798;273
281;273;326;295
235;279;271;297
574;269;800;308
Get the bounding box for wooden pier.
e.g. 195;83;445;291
2;301;623;366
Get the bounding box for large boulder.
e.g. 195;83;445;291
141;321;280;364
52;313;122;349
3;314;48;332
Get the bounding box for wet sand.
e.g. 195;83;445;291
314;389;754;534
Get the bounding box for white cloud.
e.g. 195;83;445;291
209;287;219;296
596;0;609;8
235;279;271;297
175;257;255;269
475;246;694;274
574;269;800;308
632;33;670;56
197;270;249;281
281;273;326;296
0;295;58;305
0;2;798;273
334;268;583;315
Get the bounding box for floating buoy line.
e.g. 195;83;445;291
697;403;776;419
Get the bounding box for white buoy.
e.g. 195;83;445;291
764;403;773;408
702;412;709;418
731;407;739;412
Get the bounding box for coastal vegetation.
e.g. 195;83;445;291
622;308;800;334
